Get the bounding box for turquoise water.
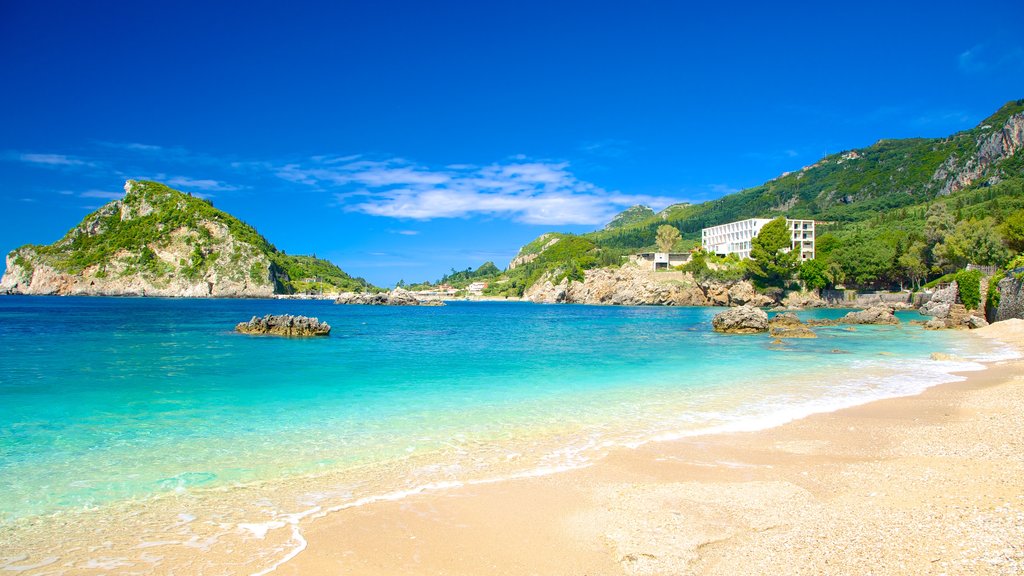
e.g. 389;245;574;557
0;296;1011;571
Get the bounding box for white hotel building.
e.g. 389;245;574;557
701;218;815;261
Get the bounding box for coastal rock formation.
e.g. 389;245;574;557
920;282;958;319
335;287;430;306
0;180;373;298
235;315;331;336
841;305;900;325
768;312;817;338
992;273;1024;322
781;290;826;309
712;305;769;334
524;264;773;307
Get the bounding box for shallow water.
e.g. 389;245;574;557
0;297;1013;573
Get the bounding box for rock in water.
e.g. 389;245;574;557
712;305;769;334
334;287;428;306
841;305;900;325
235;315;331;337
767;311;817;338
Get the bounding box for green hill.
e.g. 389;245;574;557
1;180;376;297
477;99;1024;295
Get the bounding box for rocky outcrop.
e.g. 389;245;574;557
992;273;1024;322
781;290;826;309
235;315;330;337
712;305;769;334
937;111;1024;195
524;264;774;307
933;112;1024;195
768;312;817;338
920;281;991;329
335;287;431;306
841;305;900;325
920;282;958;319
508;235;560;270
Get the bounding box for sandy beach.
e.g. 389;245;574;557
276;320;1024;575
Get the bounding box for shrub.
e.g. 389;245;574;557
954;269;982;310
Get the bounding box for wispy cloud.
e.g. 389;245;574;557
578;139;631;159
165;176;241;192
958;42;1024;75
18;153;94;167
280;156;680;225
79;190;123;200
390;229;420;236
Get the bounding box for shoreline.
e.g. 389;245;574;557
273;321;1024;575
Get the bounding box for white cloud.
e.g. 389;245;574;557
284;156;680;225
19;153;93;167
80;190;123;199
391;229;420;235
166;176;240;192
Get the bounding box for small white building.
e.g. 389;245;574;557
701;218;815;261
466;281;488;294
631;252;692;271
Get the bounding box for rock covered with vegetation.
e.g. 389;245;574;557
235;314;330;336
0;180;375;297
712;305;769;334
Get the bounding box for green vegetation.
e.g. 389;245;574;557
13;180;377;294
655;225;681;252
745;217;798;288
605;204;655;229
481;99;1024;295
955;269;982;310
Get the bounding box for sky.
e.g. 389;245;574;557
2;1;1023;287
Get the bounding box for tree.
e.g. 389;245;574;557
1001;209;1024;253
655;225;681;253
745;217;798;288
924;203;955;271
798;258;829;290
832;233;897;287
936;218;1009;269
895;241;928;290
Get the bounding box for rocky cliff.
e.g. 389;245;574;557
1;180;373;298
524;263;774;307
992;273;1024;322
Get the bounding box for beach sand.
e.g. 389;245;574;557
276;319;1024;575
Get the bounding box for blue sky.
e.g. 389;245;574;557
2;1;1022;286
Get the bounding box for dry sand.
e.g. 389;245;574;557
274;320;1024;575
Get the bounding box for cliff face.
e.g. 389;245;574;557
524;263;774;307
1;180;369;298
933;111;1024;195
993;274;1024;322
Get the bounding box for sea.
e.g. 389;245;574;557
0;296;1015;574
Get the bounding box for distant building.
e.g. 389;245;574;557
701;218;815;260
466;281;488;294
631;252;692;271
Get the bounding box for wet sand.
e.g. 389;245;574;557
277;320;1024;575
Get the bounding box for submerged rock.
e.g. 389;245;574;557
235;314;331;337
841;305;900;325
712;305;769;334
767;311;816;338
